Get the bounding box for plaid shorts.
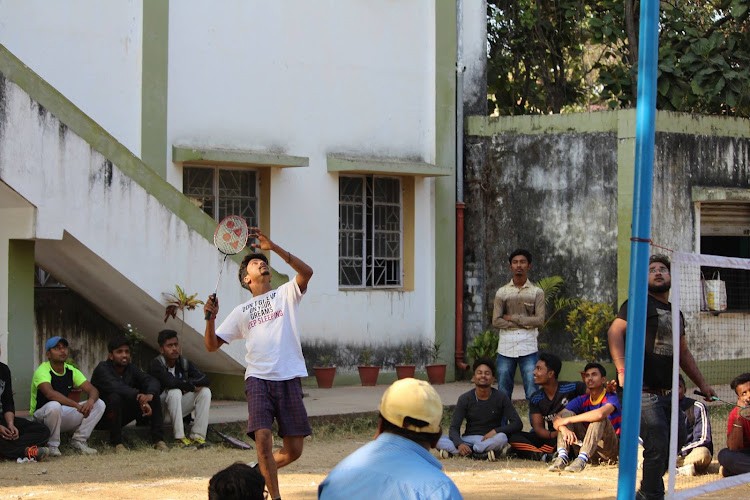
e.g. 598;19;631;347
245;376;311;439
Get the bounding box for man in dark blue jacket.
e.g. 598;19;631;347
149;329;211;448
91;336;167;452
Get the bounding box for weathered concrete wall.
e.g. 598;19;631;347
463;128;619;353
464;111;750;363
652;132;750;253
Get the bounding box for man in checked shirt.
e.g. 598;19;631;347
492;249;545;401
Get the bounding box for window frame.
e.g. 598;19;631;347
339;174;404;289
182;163;260;228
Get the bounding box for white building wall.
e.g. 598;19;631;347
0;0;143;155
168;1;438;345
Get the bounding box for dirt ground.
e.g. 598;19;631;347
1;436;749;500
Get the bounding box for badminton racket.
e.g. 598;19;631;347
694;390;750;420
204;215;249;320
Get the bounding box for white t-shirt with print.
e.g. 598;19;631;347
216;280;308;381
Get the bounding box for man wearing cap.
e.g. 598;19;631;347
30;336;106;456
318;378;463;499
91;335;167;452
204;227;313;500
436;357;522;461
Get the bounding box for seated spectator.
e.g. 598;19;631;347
676;374;712;475
717;372;750;477
507;352;585;461
318;378;462;499
208;462;265;500
91;335;167;452
149;329;211;448
548;362;621;473
436;358;521;461
30;336;106;456
1;350;51;461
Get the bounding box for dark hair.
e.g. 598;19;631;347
538;352;561;380
238;253;270;291
107;335;131;353
473;357;496;377
208;462;265;500
649;254;671;271
157;329;178;347
509;249;532;264
678;374;686;388
731;373;750;394
379;414;441;447
583;362;606;378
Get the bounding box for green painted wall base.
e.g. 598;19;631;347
8;239;35;410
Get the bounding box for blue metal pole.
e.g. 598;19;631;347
616;1;660;499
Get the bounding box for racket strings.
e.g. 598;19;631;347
214;215;249;255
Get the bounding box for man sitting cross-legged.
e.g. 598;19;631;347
507;352;585;461
436;357;522;461
149;329;211;448
548;362;621;473
91;336;167;452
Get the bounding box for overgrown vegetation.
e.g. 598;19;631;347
487;0;750;117
565;300;615;361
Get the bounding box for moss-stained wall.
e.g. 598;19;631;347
464;111;750;362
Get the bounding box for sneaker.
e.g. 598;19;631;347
547;456;568;472
154;440;169;452
487;450;497;462
70;440;98;455
499;442;512;458
438;449;451;459
472;451;489;460
25;446;49;462
564;457;587;473
175;437;195;449
114;444;128;454
191;437;209;449
48;446;62;457
677;464;696;476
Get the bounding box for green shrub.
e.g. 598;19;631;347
565;301;615;362
467;330;499;364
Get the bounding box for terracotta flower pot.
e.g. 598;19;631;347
313;366;337;389
395;365;416;380
426;364;447;385
357;366;380;386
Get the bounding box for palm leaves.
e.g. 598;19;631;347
536;275;580;332
163;285;205;326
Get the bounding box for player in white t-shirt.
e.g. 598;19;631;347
204;227;313;500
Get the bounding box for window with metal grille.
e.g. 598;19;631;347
183;165;259;227
339;175;402;288
699;201;750;311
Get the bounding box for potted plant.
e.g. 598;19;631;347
357;347;380;386
426;340;447;385
395;344;416;379
313;354;337;389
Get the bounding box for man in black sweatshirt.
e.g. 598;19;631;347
91;336;167;452
435;357;522;461
149;329;211;448
0;353;51;461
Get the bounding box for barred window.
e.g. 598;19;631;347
339;175;402;288
183;165;258;227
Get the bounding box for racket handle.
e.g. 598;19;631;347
693;389;708;398
205;294;216;320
